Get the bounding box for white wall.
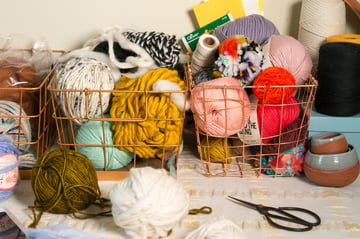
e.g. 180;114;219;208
0;0;358;51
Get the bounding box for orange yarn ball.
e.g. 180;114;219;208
253;67;296;104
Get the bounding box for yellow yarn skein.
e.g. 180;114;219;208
110;68;185;159
200;136;232;164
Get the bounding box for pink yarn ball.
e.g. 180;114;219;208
257;96;300;143
190;77;251;137
262;35;312;85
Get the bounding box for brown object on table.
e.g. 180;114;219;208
310;132;348;155
0;60;42;133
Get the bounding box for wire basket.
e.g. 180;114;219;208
0;50;63;176
48;64;188;180
188;64;318;177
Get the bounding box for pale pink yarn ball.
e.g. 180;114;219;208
190;77;251;137
262;35;313;85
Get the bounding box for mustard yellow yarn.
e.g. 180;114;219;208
110;68;186;159
200;136;232;163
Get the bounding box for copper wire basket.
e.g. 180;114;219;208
188;64;318;177
48;66;188;180
0;50;64;179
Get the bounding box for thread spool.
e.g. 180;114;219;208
257;96;300;144
298;0;346;72
29;149;110;228
200;136;232;163
190;77;251;137
214;35;263;86
0;136;20;202
184;218;244;239
262;35;313;85
315;42;360;116
109;167;190;239
213;14;280;45
110;68;185;159
253;66;296;104
191;34;220;75
54;57;115;125
75;117;134;170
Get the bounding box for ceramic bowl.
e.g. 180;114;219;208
304;145;360;187
310;132;348;155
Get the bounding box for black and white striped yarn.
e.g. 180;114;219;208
123;31;181;69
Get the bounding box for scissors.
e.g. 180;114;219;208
227;196;321;232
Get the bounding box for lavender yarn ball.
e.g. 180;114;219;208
213;14;280;45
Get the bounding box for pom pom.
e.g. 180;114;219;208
215;36;263;85
253;66;296;104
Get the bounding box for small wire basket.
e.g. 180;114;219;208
188;63;318;177
0;50;63;176
48;64;188;180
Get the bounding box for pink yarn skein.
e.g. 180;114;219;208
263;35;313;85
190;77;251;137
257;96;300;144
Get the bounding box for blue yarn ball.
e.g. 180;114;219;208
75;117;133;170
0;136;20;202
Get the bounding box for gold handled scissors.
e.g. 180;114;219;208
227;196;321;232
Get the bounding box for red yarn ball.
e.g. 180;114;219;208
253;66;296;104
257;96;300;144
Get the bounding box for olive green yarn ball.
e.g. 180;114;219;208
31;149;101;215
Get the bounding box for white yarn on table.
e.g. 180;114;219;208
185;218;244;239
54;57;115;125
109;167;190;239
298;0;345;70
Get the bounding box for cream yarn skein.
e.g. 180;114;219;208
55;57;115;125
109;167;190;239
185;217;244;239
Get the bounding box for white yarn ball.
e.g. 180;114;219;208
109;167;190;239
185;218;244;239
55;57;115;125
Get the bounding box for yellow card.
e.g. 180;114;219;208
193;0;263;28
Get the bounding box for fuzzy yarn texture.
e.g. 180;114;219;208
110;68;186;159
257;96;300;144
29;149;110;228
215;36;263;85
200;136;232;163
75;117;133;170
0;136;20;203
185;217;244;239
262;35;312;85
190;77;251;137
54;57;115;125
253;66;296;104
109;167;190;239
213;14;280;45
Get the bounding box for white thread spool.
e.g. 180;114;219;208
185;217;244;239
109;167;190;239
191;34;220;75
298;0;346;72
54;57;115;125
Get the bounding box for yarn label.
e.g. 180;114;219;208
0;153;19;190
237;95;261;144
